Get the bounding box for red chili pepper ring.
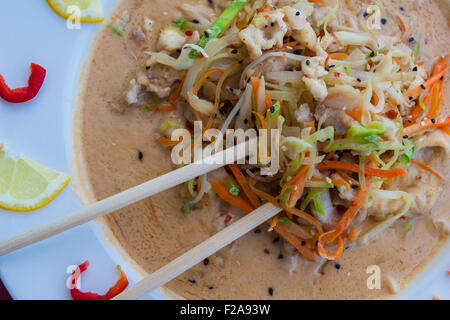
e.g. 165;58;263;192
70;260;129;300
0;63;46;103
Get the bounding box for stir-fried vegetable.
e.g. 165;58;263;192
189;0;249;59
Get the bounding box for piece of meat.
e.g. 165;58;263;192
314;103;357;135
157;28;187;52
131;27;146;44
303;77;328;101
146;63;184;98
294;103;314;123
239;10;287;59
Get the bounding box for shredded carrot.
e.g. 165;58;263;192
203;62;240;133
264;91;272;110
282;41;297;48
348;226;356;240
411;160;444;181
268;215;278;231
393;56;406;72
346;106;363;121
275;225;317;261
317;233;344;260
337;170;359;186
320;179;371;245
417;61;425;66
158;103;176;113
311;177;351;192
228;164;261;208
193;69;224;96
258;2;272;12
250;77;261;106
402;117;450;136
328;53;348;60
441;127;450;135
317;160;407;178
248;179;324;234
280;165;309;197
396;15;407;35
428;81;444;119
288;165;309;209
156;137;180;147
250;110;267;129
432;295;441;300
403;65;450;99
211;182;255;213
169;74;186;106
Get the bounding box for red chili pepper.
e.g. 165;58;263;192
70;261;129;300
0;63;46;103
185;30;193;36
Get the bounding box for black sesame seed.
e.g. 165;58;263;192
278;253;284;260
357;78;362;82
431;118;436;124
301;241;306;246
409;37;415;43
146;66;151;70
370;51;376;57
244;118;248;124
231;49;238;54
192;19;199;24
283;35;289;41
294;49;301;55
138;151;143;161
208;0;213;4
335;150;344;157
335;263;341;270
254;228;261;234
208;286;214;290
270;22;275;27
270;106;275;113
351;185;358;189
273;237;280;243
204;31;210;37
229;87;234;92
407;120;412;123
176;49;181;53
413;66;418;71
440;76;444;80
400;7;405;11
268;288;274;296
264;25;268;28
306;59;311;66
189;279;196;284
296;11;300;16
403;135;409;139
203;258;210;266
329;64;335;69
238;60;244;64
315;240;319;247
409;96;413;100
363;12;368;17
381;18;387;25
420;84;426;90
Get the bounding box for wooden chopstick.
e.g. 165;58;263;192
0;143;251;256
113;203;282;300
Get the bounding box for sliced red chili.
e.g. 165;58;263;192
70;261;129;300
0;63;46;103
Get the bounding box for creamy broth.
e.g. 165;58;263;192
74;0;450;299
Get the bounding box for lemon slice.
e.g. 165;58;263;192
0;151;70;212
47;0;104;23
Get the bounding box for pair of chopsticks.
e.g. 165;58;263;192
0;142;281;300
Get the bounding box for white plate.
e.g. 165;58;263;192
0;0;448;300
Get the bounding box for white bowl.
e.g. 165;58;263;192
0;0;448;300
